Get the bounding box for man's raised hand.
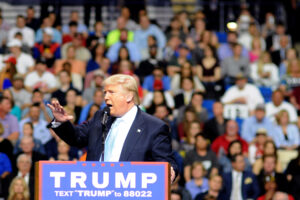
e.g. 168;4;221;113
47;99;73;123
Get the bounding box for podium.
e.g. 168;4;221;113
35;161;170;199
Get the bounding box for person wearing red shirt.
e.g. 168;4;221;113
211;120;248;156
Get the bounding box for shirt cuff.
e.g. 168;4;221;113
50;119;62;128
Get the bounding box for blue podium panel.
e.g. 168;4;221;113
36;161;170;200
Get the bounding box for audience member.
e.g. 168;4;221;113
0;122;14;162
7;177;30;200
35;16;62;44
9;74;32;109
25;6;40;31
285;147;300;199
85;42;106;73
195;175;223;200
248;128;269;165
62;11;88;37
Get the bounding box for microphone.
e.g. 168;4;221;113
101;106;110;126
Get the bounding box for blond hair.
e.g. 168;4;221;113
8;177;30;200
275;109;289;125
103;74;140;104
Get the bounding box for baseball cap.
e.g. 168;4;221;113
235;73;247;80
7;39;22;47
43;27;54;36
255;103;265;111
256;128;267;136
13;73;24;81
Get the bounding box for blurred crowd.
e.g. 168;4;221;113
1;2;300;200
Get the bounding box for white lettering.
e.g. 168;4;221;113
92;172;109;188
50;172;65;188
70;172;87;188
141;173;157;188
115;172;136;188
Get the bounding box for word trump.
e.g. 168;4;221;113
50;172;157;189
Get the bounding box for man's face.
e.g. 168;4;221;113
93;91;104;105
209;176;222;191
226;120;238;136
42;33;52;44
255;109;265;121
104;84;132;117
29;106;40;121
272;91;283;106
213;102;223;117
117;17;126;29
140;16;150;29
195;135;207;150
17;156;31;173
236;78;247;89
263;157;276;174
13;79;24;89
20;138;34;153
16;17;25;28
154;106;168;119
232;155;245;172
0;99;12;114
191;94;203;107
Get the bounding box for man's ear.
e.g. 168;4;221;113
126;94;133;102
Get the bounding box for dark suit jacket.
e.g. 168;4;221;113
52;106;178;174
220;171;260;200
271;50;284;66
203;117;228;143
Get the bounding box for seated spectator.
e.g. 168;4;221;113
33;27;61;68
221;74;264;113
171;61;205;95
170;175;192;200
14;122;45;155
49;140;77;161
8;15;34;48
188;18;206;43
281;59;300;112
134;15;166;56
248;37;264;63
238;22;266;51
62;11;88;37
142;90;174;115
0;122;14;163
0;96;19;142
195;175;223;200
271;35;291;66
220;153;260;199
250;51;279;89
7;177;30;200
78;89;105;124
241;104;274;143
110;46;132;75
257;154;289;195
178;121;201;152
185;162;209;199
140;35;164;61
195;45;222;99
0;57;17;91
19;104;52;145
177;107;199;141
163;36;181;62
9;74;32;109
203;102;228;143
86;21;106;51
170;190;184;200
6;39;34;76
218;140;252;174
217;31;248;61
54;45;86;91
272;110;300;150
184;133;219;182
24;59;58;99
35;16;62;44
63;89;82;125
286;147;300;199
106;29;141;64
21;89;52;122
110;7;138;31
106;16;134;47
167;43;195;77
221;43;250;85
265;90;298;123
52;70;81;106
25;6;39;31
278;48;298;79
86;103;100;121
248;128;269;165
61;33;91;62
62;21;81;44
142;67;171;96
83;70;105;105
1;91;20;120
211;120;248;156
177;92;208;124
252;140;283;175
86;43;106;73
165;16;186;42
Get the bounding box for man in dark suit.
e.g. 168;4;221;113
220;153;260;200
203;102;228;143
48;74;178;182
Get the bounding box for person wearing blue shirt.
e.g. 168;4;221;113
0;152;12;179
241;104;275;143
106;29;141;63
142;67;171;92
134;15;166;53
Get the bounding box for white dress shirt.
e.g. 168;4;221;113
17;171;30;185
104;106;138;161
230;170;243;200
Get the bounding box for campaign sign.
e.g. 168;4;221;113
35;161;170;200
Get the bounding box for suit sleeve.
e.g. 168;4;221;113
151;123;179;176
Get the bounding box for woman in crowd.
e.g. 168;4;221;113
253;140;282;175
142;90;174;115
179;120;202;152
0;57;17;91
279;48;298;79
7;177;30;200
49;140;77;161
185;161;209;199
250;51;279;89
177;106;198;141
249;37;263;63
111;46;131;75
2;89;21;120
86;42;106;73
63;89;82;124
273;110;300;150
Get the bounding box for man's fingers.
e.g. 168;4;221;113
47;103;55;111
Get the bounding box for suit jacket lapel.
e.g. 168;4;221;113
119;108;144;161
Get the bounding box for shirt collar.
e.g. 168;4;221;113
117;105;138;124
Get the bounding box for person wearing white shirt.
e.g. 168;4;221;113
7;39;35;75
24;59;57;100
265;89;298;123
221;75;264;112
8;15;35;48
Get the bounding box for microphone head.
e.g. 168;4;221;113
103;106;110;116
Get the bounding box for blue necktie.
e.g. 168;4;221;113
104;119;121;161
